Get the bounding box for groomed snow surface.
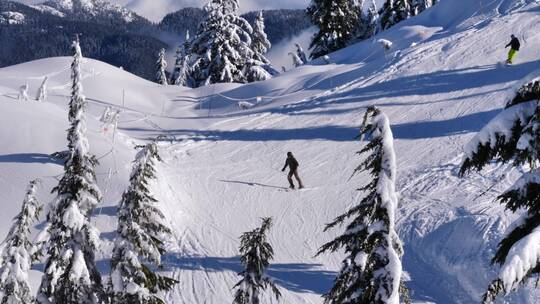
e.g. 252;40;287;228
2;0;540;303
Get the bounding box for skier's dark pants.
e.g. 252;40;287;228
288;169;304;188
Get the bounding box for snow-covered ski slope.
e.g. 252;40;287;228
2;0;540;303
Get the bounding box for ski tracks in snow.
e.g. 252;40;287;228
395;152;522;302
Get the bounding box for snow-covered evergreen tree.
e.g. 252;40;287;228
156;48;168;85
460;79;540;304
233;217;281;304
0;180;42;304
251;11;271;64
427;0;437;8
172;31;193;87
412;0;436;15
36;76;48;102
307;0;358;59
18;84;29;101
109;142;177;304
364;0;381;39
351;0;369;40
36;38;104;304
410;0;421;15
317;106;405;304
171;47;183;83
188;0;254;87
289;52;304;68
379;0;411;30
295;43;308;64
245;11;276;83
245;60;274;83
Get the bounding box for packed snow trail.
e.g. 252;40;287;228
1;0;540;303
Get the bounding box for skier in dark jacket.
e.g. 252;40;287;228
281;152;304;189
505;35;521;64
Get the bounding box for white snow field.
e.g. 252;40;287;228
2;0;540;303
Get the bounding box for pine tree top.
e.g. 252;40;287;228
0;180;42;262
233;217;281;303
188;0;254;86
307;0;359;59
3;180;42;246
206;0;240;15
238;217;274;270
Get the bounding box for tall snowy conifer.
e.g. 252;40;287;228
307;0;359;59
410;0;421;15
295;43;308;64
36;38;104;304
352;0;369;40
156;48;168;85
289;52;304;68
109;142;177;304
172;31;193;87
245;11;275;82
0;180;42;304
353;0;385;41
415;0;436;14
232;217;281;304
460;79;540;303
379;0;411;30
251;11;271;64
364;0;381;38
317;106;405;304
189;0;254;87
171;47;183;84
410;0;435;15
36;76;48;102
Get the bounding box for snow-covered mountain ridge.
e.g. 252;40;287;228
1;0;540;303
33;0;138;22
0;1;311;80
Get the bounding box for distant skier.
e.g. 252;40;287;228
281;152;304;189
505;34;520;64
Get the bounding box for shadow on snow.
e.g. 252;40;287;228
0;153;63;165
276;61;540;115
124;108;499;142
163;255;335;294
219;180;290;190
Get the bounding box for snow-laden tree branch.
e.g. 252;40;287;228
460;76;540;303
